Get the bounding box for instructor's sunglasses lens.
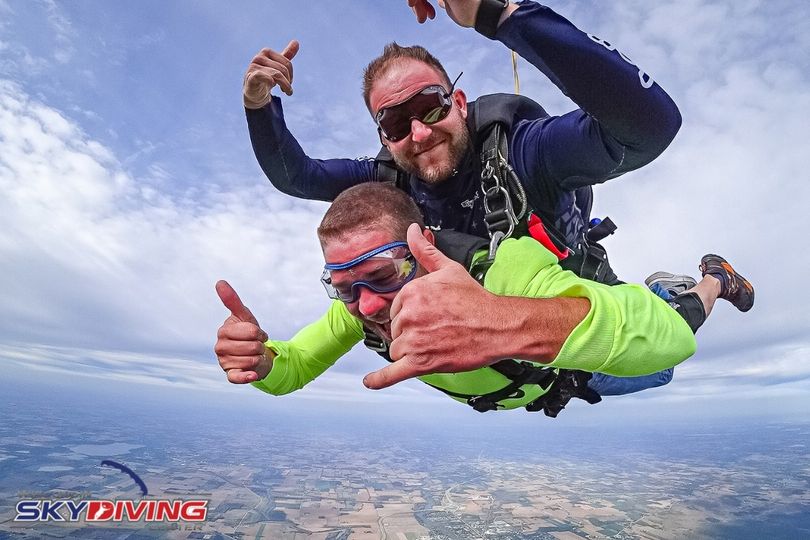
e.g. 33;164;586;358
321;242;417;303
376;73;462;142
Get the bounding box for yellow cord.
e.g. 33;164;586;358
511;50;520;95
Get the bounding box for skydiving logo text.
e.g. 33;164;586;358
14;500;208;522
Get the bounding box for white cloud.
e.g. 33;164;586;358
0;79;328;358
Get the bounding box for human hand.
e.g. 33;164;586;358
214;280;274;384
408;0;517;29
408;0;479;28
363;224;505;389
243;40;300;109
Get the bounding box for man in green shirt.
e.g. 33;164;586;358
214;182;741;413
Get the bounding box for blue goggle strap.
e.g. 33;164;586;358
323;241;409;271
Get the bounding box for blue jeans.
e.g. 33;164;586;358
587;369;674;396
586;282;676;396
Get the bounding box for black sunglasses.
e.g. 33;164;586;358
375;72;463;142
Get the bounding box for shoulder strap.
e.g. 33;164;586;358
374;146;409;191
470;93;550;134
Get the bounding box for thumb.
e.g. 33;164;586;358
281;39;299;60
406;223;453;274
363;359;419;390
215;280;258;325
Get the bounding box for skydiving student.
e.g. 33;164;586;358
241;0;754;396
214;184;753;416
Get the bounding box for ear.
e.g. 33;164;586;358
422;227;435;245
453;88;468;120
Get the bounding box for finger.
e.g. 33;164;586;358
218;354;263;372
271;70;293;96
250;57;291;86
226;368;259;384
214;338;266;358
363;358;421;390
406;223;455;273
389;293;406;340
281;39;299;61
252;50;295;94
408;0;431;23
388;334;405;361
215;280;258;324
218;321;268;342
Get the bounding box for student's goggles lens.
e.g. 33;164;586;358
321;241;417;303
374;73;462;142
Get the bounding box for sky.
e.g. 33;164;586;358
1;0;809;427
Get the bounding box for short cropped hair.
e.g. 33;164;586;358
318;183;425;247
362;42;452;112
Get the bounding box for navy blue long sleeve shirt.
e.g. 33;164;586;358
246;1;681;245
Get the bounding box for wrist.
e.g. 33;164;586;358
258;342;276;380
475;0;517;38
498;2;519;27
244;91;271;110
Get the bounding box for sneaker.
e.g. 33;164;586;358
645;271;698;297
699;254;755;312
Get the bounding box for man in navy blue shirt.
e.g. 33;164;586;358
241;0;753;394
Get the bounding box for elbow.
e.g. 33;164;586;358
657;101;682;151
679;335;697;365
625;98;683;167
651;98;682;155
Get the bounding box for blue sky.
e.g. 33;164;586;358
1;0;809;425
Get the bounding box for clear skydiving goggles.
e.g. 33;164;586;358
321;241;418;303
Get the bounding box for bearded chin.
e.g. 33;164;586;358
394;124;470;184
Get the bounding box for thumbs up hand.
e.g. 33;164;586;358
214;280;275;384
243;39;300;109
362;224;505;390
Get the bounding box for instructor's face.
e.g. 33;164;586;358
369;59;470;184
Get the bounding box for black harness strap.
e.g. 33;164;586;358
525;370;602;418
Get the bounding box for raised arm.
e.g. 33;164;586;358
414;0;681;190
243;43;376;201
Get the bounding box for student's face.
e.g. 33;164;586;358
322;229;410;343
369;59;470;184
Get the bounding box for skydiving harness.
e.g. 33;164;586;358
368;93;618;417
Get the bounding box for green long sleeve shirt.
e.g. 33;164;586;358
253;237;696;410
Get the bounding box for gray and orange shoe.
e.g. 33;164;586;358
699;254;755;312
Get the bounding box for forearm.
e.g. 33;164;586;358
246;98;376;201
252;301;364;395
485;238;695;375
498;1;680;158
483;295;591;363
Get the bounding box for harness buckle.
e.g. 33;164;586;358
467;395;500;413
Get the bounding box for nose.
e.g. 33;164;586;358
410;118;433;143
357;287;390;320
